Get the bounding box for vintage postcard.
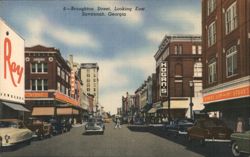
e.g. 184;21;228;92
0;0;249;157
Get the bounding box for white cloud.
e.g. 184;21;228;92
74;48;155;114
145;29;167;44
25;15;101;48
84;1;143;26
158;8;201;34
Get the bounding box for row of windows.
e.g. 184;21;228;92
57;66;69;83
87;88;96;92
86;79;97;82
192;45;202;55
31;79;48;91
208;45;237;84
57;82;69;96
31;63;48;73
86;74;96;77
174;62;202;78
207;2;237;47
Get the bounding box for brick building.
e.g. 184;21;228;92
24;45;81;120
202;0;250;129
154;35;203;121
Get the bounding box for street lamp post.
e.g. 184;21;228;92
189;81;194;119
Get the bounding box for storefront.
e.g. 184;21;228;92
203;77;250;130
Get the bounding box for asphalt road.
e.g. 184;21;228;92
0;123;234;157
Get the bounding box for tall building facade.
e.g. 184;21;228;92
154;35;203;120
202;0;250;129
79;63;99;111
24;45;81;118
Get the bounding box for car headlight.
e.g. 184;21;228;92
4;134;10;143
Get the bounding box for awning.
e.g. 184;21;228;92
72;109;79;115
57;108;73;115
202;97;250;112
158;100;189;110
148;108;156;113
2;102;29;112
32;107;55;116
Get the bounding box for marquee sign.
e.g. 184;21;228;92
0;19;25;103
160;61;168;97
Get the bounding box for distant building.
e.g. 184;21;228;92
202;0;250;129
79;63;99;112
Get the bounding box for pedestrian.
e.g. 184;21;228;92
235;117;245;133
115;117;121;129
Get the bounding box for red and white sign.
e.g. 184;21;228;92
0;19;25;103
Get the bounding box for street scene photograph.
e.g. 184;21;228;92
0;0;250;157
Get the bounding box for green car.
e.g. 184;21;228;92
231;130;250;157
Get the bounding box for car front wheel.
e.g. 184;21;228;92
231;142;241;157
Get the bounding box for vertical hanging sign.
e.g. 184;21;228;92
160;61;168;97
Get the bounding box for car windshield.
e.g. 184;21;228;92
0;121;18;128
203;119;226;128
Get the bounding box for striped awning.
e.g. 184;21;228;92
32;107;55;116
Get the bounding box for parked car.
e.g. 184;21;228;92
0;119;33;147
231;130;250;157
165;118;194;137
48;118;64;135
187;118;232;145
60;118;72;132
25;117;52;139
85;118;105;134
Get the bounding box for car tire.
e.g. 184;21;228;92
231;141;241;157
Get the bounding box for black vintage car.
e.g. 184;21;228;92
48;118;71;135
25;117;52;139
165;118;194;137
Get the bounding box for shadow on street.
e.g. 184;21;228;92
127;125;233;157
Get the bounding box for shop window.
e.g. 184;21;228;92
208;21;216;47
225;2;237;35
226;46;237;77
208;59;217;84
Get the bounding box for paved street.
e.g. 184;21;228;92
0;123;233;157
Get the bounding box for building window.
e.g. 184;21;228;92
57;66;61;76
87;83;90;87
66;88;69;96
61;70;65;80
87;88;90;92
226;46;237;77
57;82;60;91
192;45;196;54
225;2;237;34
87;74;90;77
31;63;48;73
93;79;96;82
198;46;202;54
174;45;183;54
66;75;69;83
208;59;217;84
31;79;48;91
94;88;96;92
207;0;216;15
208;22;216;47
87;79;90;82
194;62;202;77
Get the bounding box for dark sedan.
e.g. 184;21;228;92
165;119;194;137
187;118;232;145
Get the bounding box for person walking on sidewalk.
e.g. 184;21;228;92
115;117;121;129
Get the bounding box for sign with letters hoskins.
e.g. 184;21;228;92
160;61;168;97
0;19;25;103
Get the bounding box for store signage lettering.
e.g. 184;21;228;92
160;61;168;97
4;38;23;87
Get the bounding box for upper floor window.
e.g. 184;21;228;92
198;46;202;54
207;0;216;15
57;66;61;76
208;22;216;47
194;62;202;77
66;75;69;83
61;70;65;80
192;45;197;54
225;2;237;35
226;46;237;77
31;63;48;73
174;45;182;55
87;74;90;77
208;59;217;84
31;79;48;91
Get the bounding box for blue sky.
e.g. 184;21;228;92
0;0;201;114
